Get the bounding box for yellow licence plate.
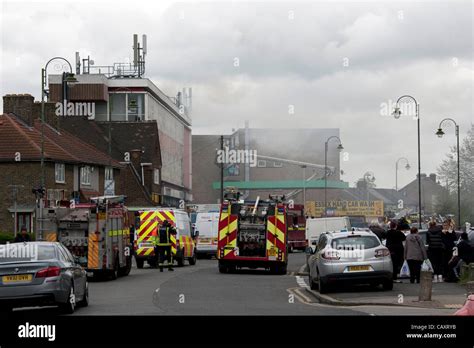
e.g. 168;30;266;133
2;274;33;283
348;265;370;272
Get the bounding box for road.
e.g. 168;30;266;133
68;252;454;316
7;252;454;316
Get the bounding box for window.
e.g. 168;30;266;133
332;236;380;249
257;160;267;168
55;163;65;183
109;93;126;121
105;167;114;181
154;169;160;184
273;161;283;168
127;93;145;121
81;166;91;185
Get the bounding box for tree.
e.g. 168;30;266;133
437;124;474;225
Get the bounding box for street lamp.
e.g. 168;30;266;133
436;118;461;228
41;57;75;188
392;95;422;228
40;57;74;241
395;157;411;191
324;136;344;217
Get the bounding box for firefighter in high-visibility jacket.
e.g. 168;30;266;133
153;220;177;272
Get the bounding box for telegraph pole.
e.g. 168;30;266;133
220;135;224;203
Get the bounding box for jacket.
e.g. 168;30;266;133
441;231;457;251
404;233;427;261
153;226;177;246
385;229;406;253
457;240;473;264
14;234;31;243
427;226;444;250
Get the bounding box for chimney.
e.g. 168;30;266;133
33;101;59;130
429;173;437;182
3;94;34;126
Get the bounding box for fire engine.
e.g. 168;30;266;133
217;189;288;274
41;195;132;280
133;208;197;268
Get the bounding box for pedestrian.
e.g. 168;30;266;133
369;224;386;242
154;219;177;272
426;221;445;282
441;222;457;279
13;226;31;243
404;227;427;284
385;221;406;281
449;232;473;281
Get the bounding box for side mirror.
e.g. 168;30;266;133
311;241;318;246
305;247;314;254
193;230;199;238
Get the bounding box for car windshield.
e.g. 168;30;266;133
0;244;56;263
331;236;380;249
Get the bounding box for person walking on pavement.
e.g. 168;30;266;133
155;219;177;272
14;226;31;243
386;221;406;282
404;227;427;284
441;221;457;280
427;221;445;282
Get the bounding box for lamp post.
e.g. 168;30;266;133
40;57;75;241
392;95;422;228
324;136;344;217
436;118;461;228
301;165;307;206
395;157;411;191
41;57;75;188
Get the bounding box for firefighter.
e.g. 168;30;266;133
155;219;177;272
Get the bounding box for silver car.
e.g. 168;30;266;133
0;242;88;314
307;229;393;293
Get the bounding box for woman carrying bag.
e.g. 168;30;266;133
404;227;428;284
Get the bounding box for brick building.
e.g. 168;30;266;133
0;95;123;234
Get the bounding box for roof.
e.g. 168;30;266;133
0;113;122;168
59;117;161;164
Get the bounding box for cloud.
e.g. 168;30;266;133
1;0;472;189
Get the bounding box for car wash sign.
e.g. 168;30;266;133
306;200;384;217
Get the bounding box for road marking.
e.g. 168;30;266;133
296;275;309;289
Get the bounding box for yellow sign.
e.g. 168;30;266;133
305;200;384;217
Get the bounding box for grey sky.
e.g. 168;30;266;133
1;0;472;189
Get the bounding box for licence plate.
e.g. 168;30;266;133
2;274;33;283
348;265;370;272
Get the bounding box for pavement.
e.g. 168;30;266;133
299;263;469;310
7;252;463;316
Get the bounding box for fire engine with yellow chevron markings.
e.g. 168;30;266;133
40;195;132;280
133;208;197;268
217;189;288;274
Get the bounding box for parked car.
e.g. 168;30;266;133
307;229;393;293
0;242;88;314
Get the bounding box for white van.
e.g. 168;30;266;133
194;212;220;258
305;217;351;248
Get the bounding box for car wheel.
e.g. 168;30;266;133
135;258;144;269
118;255;132;276
60;284;76;314
382;279;393;290
318;275;328;294
78;282;89;307
218;262;227;273
177;249;185;267
109;256;119;280
188;251;197;265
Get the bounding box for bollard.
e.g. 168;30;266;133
419;270;433;301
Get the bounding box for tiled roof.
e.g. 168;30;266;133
0;113;121;168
